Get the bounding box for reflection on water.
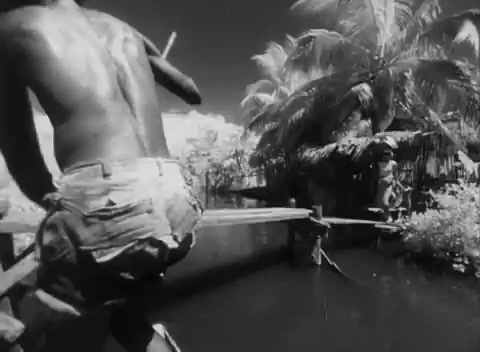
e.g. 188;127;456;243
157;195;480;352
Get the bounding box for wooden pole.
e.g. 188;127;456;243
311;205;323;266
287;198;297;261
162;31;177;59
0;233;23;352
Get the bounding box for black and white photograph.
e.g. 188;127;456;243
0;0;480;351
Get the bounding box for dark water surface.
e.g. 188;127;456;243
159;249;480;352
153;196;480;352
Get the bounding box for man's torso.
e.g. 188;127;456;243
0;5;165;169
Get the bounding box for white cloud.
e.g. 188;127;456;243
163;110;246;157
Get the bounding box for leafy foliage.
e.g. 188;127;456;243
403;182;480;275
245;0;480;163
176;116;260;193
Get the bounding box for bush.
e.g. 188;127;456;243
403;182;480;275
176;118;260;193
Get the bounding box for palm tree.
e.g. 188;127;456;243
242;30;374;133
288;0;480;117
240;37;298;133
249;0;480;156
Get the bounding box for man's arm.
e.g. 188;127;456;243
0;69;56;209
142;34;202;105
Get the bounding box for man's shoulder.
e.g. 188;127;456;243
0;6;49;30
83;8;141;44
0;7;51;44
83;9;135;33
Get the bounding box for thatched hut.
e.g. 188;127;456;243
290;130;474;217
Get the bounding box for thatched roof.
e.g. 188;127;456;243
294;130;463;182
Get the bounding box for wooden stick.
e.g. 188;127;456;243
162;31;177;59
311;205;324;266
0;253;38;299
0;311;25;345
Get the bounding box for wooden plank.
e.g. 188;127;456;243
0;211;43;234
0;234;24;351
197;208;312;228
0;253;38;299
322;216;403;228
0;311;25;345
0;208;312;234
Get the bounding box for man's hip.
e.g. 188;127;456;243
35;157;203;308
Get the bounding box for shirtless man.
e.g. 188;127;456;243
0;0;203;351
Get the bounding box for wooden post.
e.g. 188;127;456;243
311;206;323;266
162;31;177;59
205;170;210;208
287;198;297;260
0;233;23;352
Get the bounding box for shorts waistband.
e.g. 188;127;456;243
62;157;180;179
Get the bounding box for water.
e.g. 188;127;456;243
152;195;480;352
158;249;480;352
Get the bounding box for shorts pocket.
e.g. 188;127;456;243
79;199;160;251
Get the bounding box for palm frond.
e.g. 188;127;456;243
357;0;396;52
267;69;375;153
241;91;278;133
326;83;375;142
290;0;357;33
242;80;276;104
422;106;464;151
390;57;480;116
286;29;373;74
420;9;480;63
251;41;289;85
241;93;276;110
246;102;280;133
291;0;421;54
393;0;416;31
389;57;473;87
284;34;298;56
386;0;442;60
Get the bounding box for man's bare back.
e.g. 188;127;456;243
81;8;176;157
0;3;148;171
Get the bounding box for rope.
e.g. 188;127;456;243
309;216;331;229
308;215;367;287
319;248;367;287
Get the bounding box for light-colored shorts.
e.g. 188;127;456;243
35;157;203;309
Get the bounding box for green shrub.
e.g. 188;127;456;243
403;182;480;275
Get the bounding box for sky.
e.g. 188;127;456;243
91;0;480;123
